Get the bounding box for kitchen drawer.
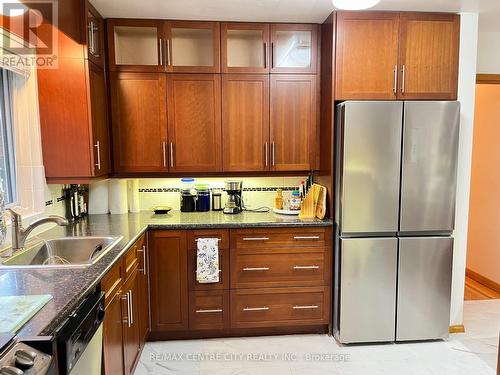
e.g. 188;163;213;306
231;287;330;328
189;290;229;330
101;260;123;308
187;229;229;250
124;241;140;280
232;228;328;251
231;251;329;288
188;246;229;291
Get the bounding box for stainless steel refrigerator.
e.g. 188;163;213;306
333;101;460;344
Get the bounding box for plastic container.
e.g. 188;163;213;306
289;190;302;211
180;178;196;212
195;184;210;212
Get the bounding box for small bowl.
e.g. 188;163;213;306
152;206;173;215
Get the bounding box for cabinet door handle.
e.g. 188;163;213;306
158;38;163;65
401;64;406;94
271;142;275;166
242;237;269;241
393;64;398;94
243;267;270;271
137;245;147;276
243;306;269;312
271;42;274;68
196;309;223;313
94;141;101;170
129;290;134;325
293;265;319;270
292;305;319;310
162;141;167;167
122;293;131;327
293;236;320;240
88;21;94;55
169;142;174;167
264;142;269;167
166;39;171;66
264;42;267;68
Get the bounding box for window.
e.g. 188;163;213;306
0;69;16;204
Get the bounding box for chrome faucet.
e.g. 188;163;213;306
5;208;69;252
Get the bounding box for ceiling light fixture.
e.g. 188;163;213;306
331;0;381;10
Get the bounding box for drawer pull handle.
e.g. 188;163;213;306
243;306;269;312
196;309;223;313
243;267;270;272
195;238;221;242
293;305;319;310
293;265;320;270
243;237;270;241
293;236;320;240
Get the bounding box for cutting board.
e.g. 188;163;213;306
315;185;327;219
0;295;52;333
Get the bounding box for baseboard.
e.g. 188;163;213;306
466;268;500;293
476;74;500;84
449;324;465;334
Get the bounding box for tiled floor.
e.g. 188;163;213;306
135;299;500;375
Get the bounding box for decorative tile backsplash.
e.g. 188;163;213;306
86;176;308;214
137;177;306;212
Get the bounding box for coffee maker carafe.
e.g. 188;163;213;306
223;180;243;214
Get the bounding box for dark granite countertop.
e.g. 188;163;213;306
0;211;331;338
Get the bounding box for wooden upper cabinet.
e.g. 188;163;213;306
86;1;105;68
107;19;165;72
149;231;189;332
335;11;460;100
222;74;270;172
88;62;110;177
110;72;167;173
270;75;317;171
165;21;221;73
221;23;270;73
167;74;222;172
398;13;460;100
270;24;319;73
335;12;400;100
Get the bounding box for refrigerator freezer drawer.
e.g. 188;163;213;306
400;101;460;233
396;237;453;341
339;238;397;343
338;101;403;235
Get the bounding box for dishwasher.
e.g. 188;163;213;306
56;290;105;375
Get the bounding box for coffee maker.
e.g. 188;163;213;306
223;180;243;214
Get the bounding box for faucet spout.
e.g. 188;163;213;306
4;208;69;252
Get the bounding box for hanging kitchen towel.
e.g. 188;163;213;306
196;238;219;284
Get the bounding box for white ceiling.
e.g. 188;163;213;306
90;0;500;32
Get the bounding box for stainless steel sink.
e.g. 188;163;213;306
1;236;123;269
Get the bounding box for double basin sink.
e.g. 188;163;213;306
1;236;123;269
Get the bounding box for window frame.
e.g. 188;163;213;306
0;69;17;205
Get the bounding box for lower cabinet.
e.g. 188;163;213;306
149;231;189;332
148;226;332;338
102;261;125;375
102;234;149;375
122;268;141;375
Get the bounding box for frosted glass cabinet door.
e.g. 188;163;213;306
270;24;318;73
108;20;164;72
166;21;220;73
222;23;270;73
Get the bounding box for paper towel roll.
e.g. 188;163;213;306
127;179;140;213
109;179;128;214
88;179;109;214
